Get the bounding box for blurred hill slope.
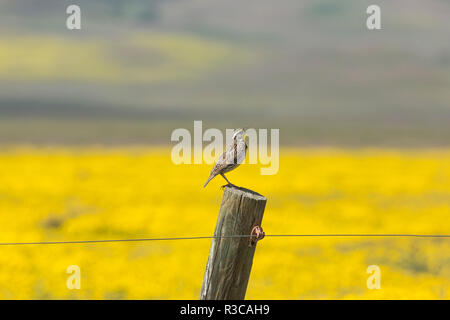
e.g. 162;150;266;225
0;0;449;146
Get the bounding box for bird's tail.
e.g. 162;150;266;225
203;174;215;188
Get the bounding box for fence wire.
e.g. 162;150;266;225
0;234;449;246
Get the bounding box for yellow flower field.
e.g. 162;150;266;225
0;147;449;299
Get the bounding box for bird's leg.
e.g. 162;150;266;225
220;173;237;189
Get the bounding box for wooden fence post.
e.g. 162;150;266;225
200;186;267;300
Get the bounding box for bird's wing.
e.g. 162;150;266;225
210;143;236;174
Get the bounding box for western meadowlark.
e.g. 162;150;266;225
203;128;247;188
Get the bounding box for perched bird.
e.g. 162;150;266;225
203;128;247;188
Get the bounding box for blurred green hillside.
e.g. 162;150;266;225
0;0;449;146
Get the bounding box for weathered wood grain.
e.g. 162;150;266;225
200;186;267;300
